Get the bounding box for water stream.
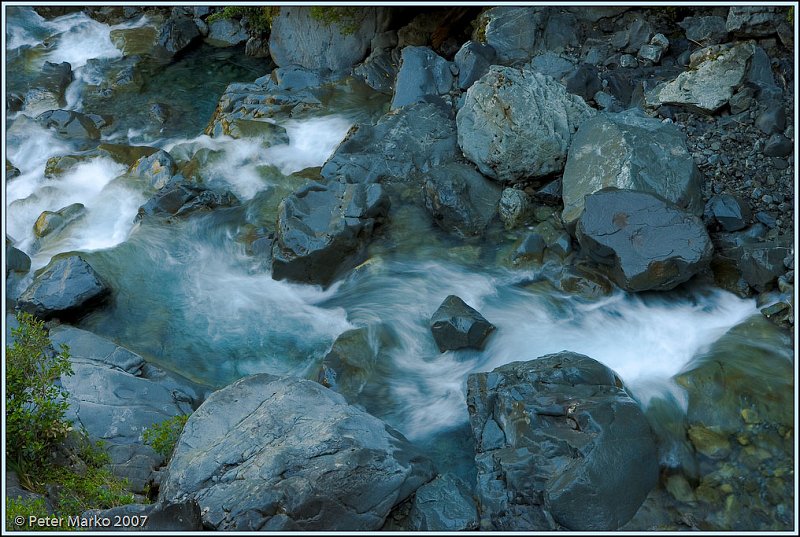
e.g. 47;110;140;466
5;8;794;528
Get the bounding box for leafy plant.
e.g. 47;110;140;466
207;6;278;35
142;414;189;458
6;497;62;532
309;7;366;36
6;312;73;475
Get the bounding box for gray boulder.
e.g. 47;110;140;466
130;150;177;190
705;194;751;231
408;473;478;531
155;12;201;57
18;255;110;320
423;162;501;237
33;203;86;239
645;42;754;113
391;46;453;110
6;244;31;274
678;15;728;45
466;352;659;530
271;180;388;286
454;41;496;90
269;7;391;76
23;61;73;114
321;102;459;185
714;231;790;293
726;6;787;36
576;189;713;292
498;188;535;229
457;66;594;183
316;325;392;401
63;362;190;492
353;31;399;94
36;109;102;143
476;7;544;65
136;181;239;221
159;374;435;530
205;17;248;47
430;295;496;352
49;325;145;375
561;109;703;227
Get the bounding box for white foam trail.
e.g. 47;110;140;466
263;116;354;175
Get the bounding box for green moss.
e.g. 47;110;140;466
207;6;279;35
142;414;189;459
309;7;366;36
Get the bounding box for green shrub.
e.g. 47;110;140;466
142;414;189;459
207;6;278;34
6;312;73;474
308;7;366;36
6;497;63;532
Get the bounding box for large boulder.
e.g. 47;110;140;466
321;102;459;184
561;109;703;227
456;66;594;182
49;325;145;375
6;244;31;274
269;7;391;76
136;181;239;221
155;11;201;57
423;162;501;237
23;61;73;114
391;46;453;110
466;352;659;530
475;7;544;65
62;362;191;492
645;42;755;113
205;17;248;47
353;31;399;94
454;41;496;90
407;473;479;531
271;180;389;286
576;189;713;292
159;374;435;530
17;255;110;320
430;295;496;352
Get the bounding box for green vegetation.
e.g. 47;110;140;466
207;6;279;35
309;7;366;36
6;498;60;531
142;414;189;458
6;312;73;477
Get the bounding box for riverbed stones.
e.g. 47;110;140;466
271;180;389;286
158;374;435;530
705;194;751;231
430;295;495;352
321;102;459;184
137;181;239;221
33;203;86;239
155;11;201;57
130;150;177;190
423;162;501;237
454;41;496;90
561;109;703;227
476;7;544;65
18;255;110;320
23;61;73;114
269;7;391;77
36;109;101;143
726;6;788;37
457;66;594;182
407;473;479;531
391;46;453;110
466;352;659;530
6;244;31;274
576;189;713;292
678;15;728;45
645;42;754;113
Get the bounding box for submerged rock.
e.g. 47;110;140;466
430;295;495;352
457;66;594;182
271;180;389;286
576;189;713;292
159;374;435;530
423;162;501;237
136;181;239;221
466;352;659;530
18;255;110;320
36;109;102;143
561;109;703;227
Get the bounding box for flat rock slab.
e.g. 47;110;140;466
49;324;145;375
430;295;495;352
18;255;110;320
159;374;434;530
576;189;713;292
466;351;659;531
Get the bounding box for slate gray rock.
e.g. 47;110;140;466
62;362;190;492
49;324;145;375
136;181;239;221
763;133;793;157
130;150;177;190
430;295;495;352
476;7;544;65
269;7;391;76
705;194;751;231
408;474;478;531
6;244;31;274
423;162;501;237
321;102;459;185
159;374;435;530
155;12;201;57
726;6;787;36
755;104;786;135
454;41;496;90
466;352;659;530
645;42;754;113
6;159;21;180
576;189;713;292
24;61;73;114
391;46;453;110
316;325;393;401
18;255;110;320
36;109;101;143
457;66;594;182
513;233;546;263
561;109;703;227
563;63;602;101
715;232;790;293
33;203;86;238
498;188;535;229
271;180;388;286
353;31;398;94
205;17;248;47
678;15;728;45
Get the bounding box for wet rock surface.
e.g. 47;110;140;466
430;295;495;352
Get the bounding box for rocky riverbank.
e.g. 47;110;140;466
5;4;795;532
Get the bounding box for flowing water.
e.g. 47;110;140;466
5;8;795;529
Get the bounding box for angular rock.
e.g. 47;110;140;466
678;15;728;45
513;233;546;263
205;17;248;47
269;7;391;76
317;325;387;401
423;162;501;237
155;12;201;57
137;181;239;221
534;178;562;205
763;133;793;157
726;6;787;36
563;63;603;101
466;352;659;530
130;150;177;190
321;102;459;185
36;109;102;143
33;203;86;239
576;189;713;292
645;42;754;113
271;180;388;286
755;103;786;135
18;255;110;320
6;159;21;180
408;474;478;531
391;46;453;110
430;295;495;352
705;194;751;231
48;324;145;375
457;66;594;182
528;51;575;80
159;374;435;530
353;31;398;94
454;41;496;90
62;362;190;492
6;244;31;274
23;61;73;114
244;36;271;58
476;7;544;65
499;188;535;229
561;109;703;227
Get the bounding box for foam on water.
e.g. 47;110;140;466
262;115;354;175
